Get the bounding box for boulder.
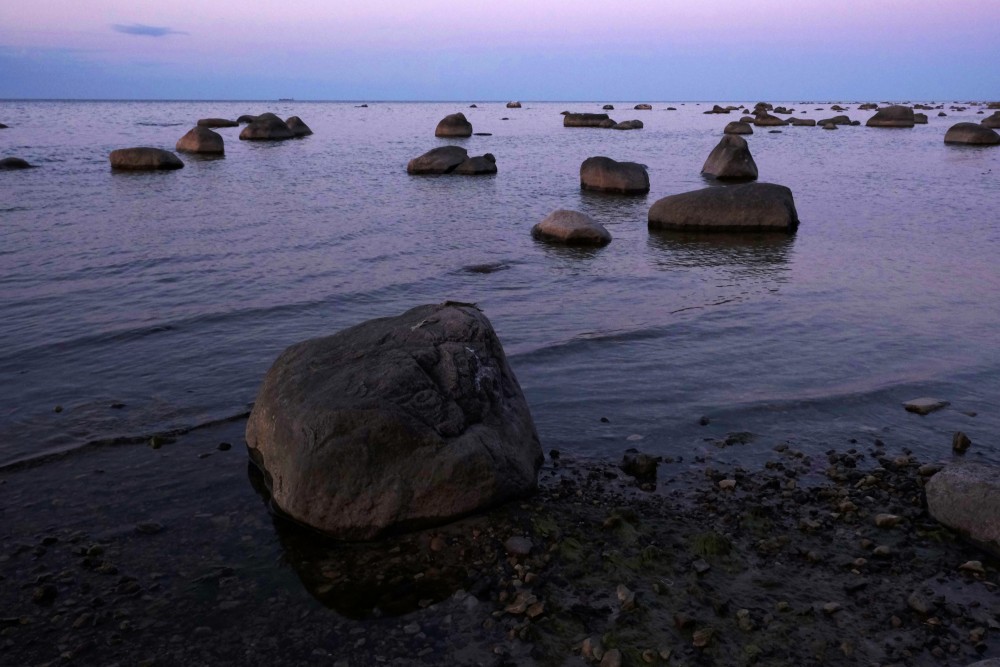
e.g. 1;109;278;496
580;156;650;194
109;147;184;171
531;209;611;246
286;116;313;136
602;104;615;110
925;463;1000;557
506;101;522;108
634;104;652;110
821;123;838;130
0;157;34;169
469;104;477;108
598;118;616;128
705;105;730;114
612;120;643;130
245;302;543;540
753;113;787;127
453;153;498;175
981;111;1000;129
175;127;224;154
724;121;753;135
237;114;258;124
564;113;611;128
859;103;878;110
818;115;853;126
788;118;816;126
943;123;1000;146
239;117;294;140
0;122;7;129
434;112;473;138
407;146;469;174
197;118;238;128
701;135;758;181
648;183;799;233
913;113;928;124
866;105;915;128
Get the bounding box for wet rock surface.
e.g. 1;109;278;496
1;424;997;666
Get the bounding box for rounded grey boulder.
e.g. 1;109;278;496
925;463;1000;557
724;121;753;135
435;112;473;138
531;209;611;246
866;105;915;128
197;118;238;128
245;303;543;540
407;146;469;174
176;127;224;154
648;183;799;233
944;122;1000;145
239;117;294;140
109;147;184;171
702;135;758;181
286;116;313;137
580;156;650;194
0;157;34;169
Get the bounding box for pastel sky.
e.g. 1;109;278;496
1;0;997;100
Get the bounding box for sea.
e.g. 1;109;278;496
2;99;999;471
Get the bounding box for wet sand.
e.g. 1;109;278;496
0;420;997;666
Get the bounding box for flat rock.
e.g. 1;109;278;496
407;146;469;174
245;302;543;540
197;118;238;128
532;209;611;246
648;183;799;233
176;127;224;154
925;463;1000;557
435;112;473;138
944;122;1000;145
580;156;649;194
903;397;949;415
701;134;758;181
866;105;915;128
109;147;184;171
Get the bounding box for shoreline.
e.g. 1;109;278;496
1;418;997;666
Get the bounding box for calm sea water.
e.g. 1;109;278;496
2;100;999;469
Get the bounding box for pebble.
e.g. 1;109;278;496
907;590;933;615
873;545;892;557
959;560;985;575
874;514;901;528
822;602;842;614
504;536;532;556
692;627;714;647
617;584;636;611
600;649;622;667
952;432;971;453
626;434;644;441
718;479;736;490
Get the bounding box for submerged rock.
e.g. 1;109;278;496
109;147;184;171
245;302;543;540
866;105;915;128
580;156;649;194
175;127;224;154
435;112;473;138
648;183;799;233
0;157;35;169
925;463;1000;557
701;135;758;181
531;209;611;246
197;118;238;128
944;122;1000;145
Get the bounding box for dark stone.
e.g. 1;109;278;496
286;116;313;137
0;157;34;169
701;135;758;181
407;146;469;174
175;127;224;154
648;183;799;233
239;117;294;141
109;147;184;171
564;113;612;128
197;118;238;128
435;113;473;138
580;156;649;194
531;209;612;246
944;123;1000;146
866;105;915;128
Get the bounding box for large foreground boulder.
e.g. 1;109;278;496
286;116;313;137
866;105;915;128
648;183;799;233
701;135;758;181
944;122;1000;145
0;157;34;169
239;116;294;140
407;146;469;174
109;147;184;171
176;127;224;154
925;463;1000;557
197;118;238;128
564;113;611;128
245;303;543;540
435;113;473;138
580;156;649;194
531;209;611;246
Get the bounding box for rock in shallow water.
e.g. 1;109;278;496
434;112;472;138
245;302;543;540
176;127;224;154
109;147;183;171
701;134;758;181
531;209;611;246
944;122;1000;146
648;183;799;233
580;156;649;194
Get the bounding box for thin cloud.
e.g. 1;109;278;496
111;24;187;37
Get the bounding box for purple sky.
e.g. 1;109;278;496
1;0;998;100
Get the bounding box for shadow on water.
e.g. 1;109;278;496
646;230;796;275
246;461;498;619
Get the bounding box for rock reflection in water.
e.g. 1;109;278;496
247;461;501;619
646;230;795;278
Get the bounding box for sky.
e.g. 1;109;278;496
1;0;998;101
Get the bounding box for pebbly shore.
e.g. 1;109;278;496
0;419;997;666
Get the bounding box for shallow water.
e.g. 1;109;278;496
1;99;998;469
